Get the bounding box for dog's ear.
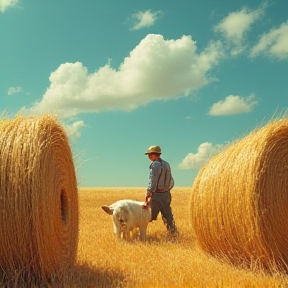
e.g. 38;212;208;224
101;205;113;215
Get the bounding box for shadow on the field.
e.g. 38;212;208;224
67;262;127;288
145;231;195;247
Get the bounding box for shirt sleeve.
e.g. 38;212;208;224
147;161;162;193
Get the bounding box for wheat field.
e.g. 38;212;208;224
58;187;288;288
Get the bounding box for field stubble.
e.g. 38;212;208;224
68;187;288;288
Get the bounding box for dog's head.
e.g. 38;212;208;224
102;205;129;230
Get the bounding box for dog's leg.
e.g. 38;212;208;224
114;223;122;240
123;230;131;241
116;230;122;240
139;225;147;241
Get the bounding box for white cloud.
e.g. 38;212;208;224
250;21;288;60
28;34;223;119
0;0;18;12
64;120;86;139
7;86;22;95
214;5;265;55
208;94;258;116
178;142;223;169
131;10;162;30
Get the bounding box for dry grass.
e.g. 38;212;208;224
64;187;288;288
190;118;288;272
1;115;288;287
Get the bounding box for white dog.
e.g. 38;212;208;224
101;199;151;241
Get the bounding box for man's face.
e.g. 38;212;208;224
148;153;159;162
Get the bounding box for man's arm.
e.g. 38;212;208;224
146;161;162;195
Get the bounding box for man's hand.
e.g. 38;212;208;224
146;192;152;198
142;202;149;209
142;192;152;210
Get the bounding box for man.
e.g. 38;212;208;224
143;145;178;234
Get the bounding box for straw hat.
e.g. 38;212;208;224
145;145;162;155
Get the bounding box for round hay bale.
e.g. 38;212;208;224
0;115;78;282
190;118;288;271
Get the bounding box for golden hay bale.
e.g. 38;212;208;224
0;115;78;281
190;118;288;271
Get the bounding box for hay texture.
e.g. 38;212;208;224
0;115;78;281
190;118;288;271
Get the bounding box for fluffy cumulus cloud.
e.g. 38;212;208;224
29;34;223;119
250;21;288;60
64;120;86;139
0;0;18;12
208;94;258;116
214;5;265;55
7;86;22;95
178;142;223;169
131;10;162;30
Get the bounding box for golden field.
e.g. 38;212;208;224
64;187;288;288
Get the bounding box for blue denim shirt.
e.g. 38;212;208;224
147;158;174;195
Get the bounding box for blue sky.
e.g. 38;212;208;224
1;0;287;188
